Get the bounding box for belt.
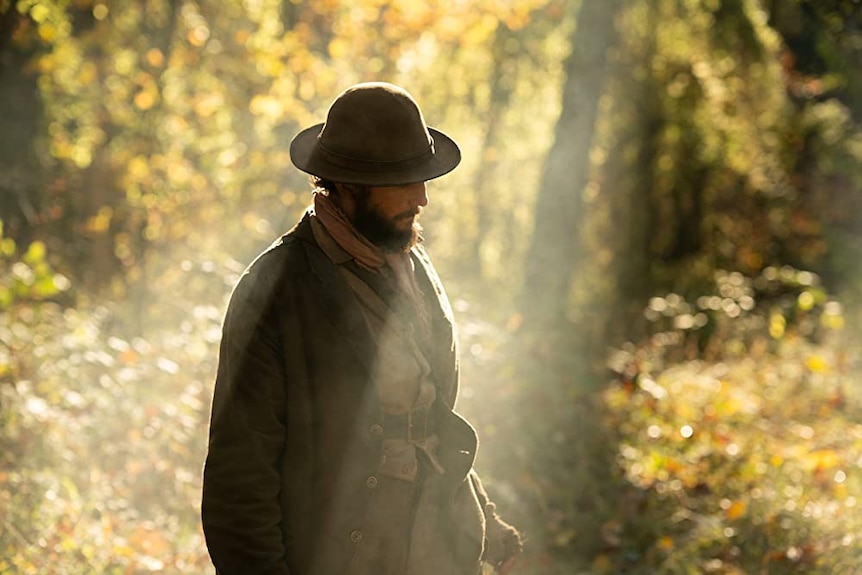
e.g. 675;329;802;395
382;406;435;443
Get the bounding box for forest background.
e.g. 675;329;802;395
2;0;862;573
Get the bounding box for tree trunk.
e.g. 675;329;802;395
609;0;660;345
508;1;624;567
465;23;519;277
518;0;622;386
0;8;46;246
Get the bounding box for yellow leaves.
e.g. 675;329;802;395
134;90;157;111
663;455;683;474
805;355;829;373
181;0;210;47
130;523;171;560
657;536;675;551
256;53;286;78
118;348;140;366
29;3;51;24
168;160;195;187
591;553;614;574
128;155;150;181
234;29;250;46
724;499;747;521
133;71;159;110
797;290;816;311
391;0;432;28
436;14;465;42
22;240;46;264
145;48;165;68
76;60;97;85
461;14;498;47
113;49;137;76
769;311;786;339
92;3;109;21
249;94;284;118
194;92;225;118
38;23;58;43
328;37;351;59
0;236;16;257
553;527;577;547
164;114;189;137
802;449;841;473
25;3;68;45
297;76;316;101
501;2;533;31
86;206;113;234
187;25;210;47
821;301;844;331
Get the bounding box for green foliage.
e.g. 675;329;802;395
4;0;564;303
0;273;225;572
1;0;862;573
627;265;839;365
0;221;70;308
2;1;567;571
599;272;861;574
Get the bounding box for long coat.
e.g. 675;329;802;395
202;214;489;574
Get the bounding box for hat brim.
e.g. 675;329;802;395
290;124;461;186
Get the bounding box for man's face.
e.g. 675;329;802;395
351;182;428;252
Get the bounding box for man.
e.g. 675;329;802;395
202;82;521;575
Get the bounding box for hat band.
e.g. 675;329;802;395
316;137;437;173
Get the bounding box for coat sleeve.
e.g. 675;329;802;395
469;470;524;568
202;261;290;575
450;340;522;568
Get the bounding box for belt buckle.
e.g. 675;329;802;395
407;408;427;443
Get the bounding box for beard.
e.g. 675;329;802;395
352;189;422;252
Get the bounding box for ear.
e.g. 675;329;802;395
332;182;358;218
335;183;362;195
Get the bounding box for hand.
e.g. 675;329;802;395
483;511;523;574
495;555;518;574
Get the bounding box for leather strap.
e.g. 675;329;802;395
382;407;435;442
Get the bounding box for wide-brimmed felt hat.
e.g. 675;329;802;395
290;82;461;186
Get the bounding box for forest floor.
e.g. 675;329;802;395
457;282;862;575
2;281;862;574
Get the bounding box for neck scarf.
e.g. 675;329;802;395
313;190;386;269
313;190;422;299
313;189;434;349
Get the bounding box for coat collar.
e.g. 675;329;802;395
291;211;457;386
293;212;377;374
410;243;455;332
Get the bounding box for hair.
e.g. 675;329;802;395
310;176;372;202
310;175;337;196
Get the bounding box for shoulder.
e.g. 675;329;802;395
228;214;318;309
411;242;447;292
411;242;440;278
412;241;432;263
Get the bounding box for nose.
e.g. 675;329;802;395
409;182;428;208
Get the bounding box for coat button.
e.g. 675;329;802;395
350;530;363;543
369;424;383;437
366;475;378;489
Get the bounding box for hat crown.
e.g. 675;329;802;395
318;82;433;164
289;82;460;186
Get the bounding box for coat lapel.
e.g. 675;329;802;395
293;215;377;375
410;244;459;399
411;244;455;333
291;216;456;391
410;246;478;491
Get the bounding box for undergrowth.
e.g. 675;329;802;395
600;267;862;574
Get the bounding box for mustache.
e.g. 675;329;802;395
396;207;421;220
